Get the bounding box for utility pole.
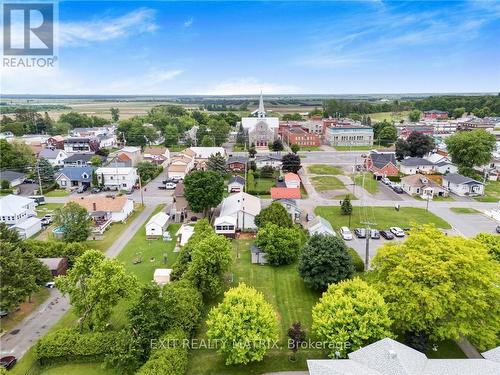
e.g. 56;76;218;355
138;174;144;206
359;172;375;270
36;160;43;195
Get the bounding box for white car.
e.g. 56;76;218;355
390;227;405;237
381;177;391;185
45;281;56;288
340;226;353;240
165;182;177;190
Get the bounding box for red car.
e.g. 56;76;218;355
0;356;17;370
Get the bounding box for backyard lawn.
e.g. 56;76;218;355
475;181;500;202
40;363;118;375
36;203;64;217
310;176;345;191
315;206;451;230
187;240;325;374
307;164;343;175
247;173;276;195
450;207;481;214
352;173;379;194
44;190;69;197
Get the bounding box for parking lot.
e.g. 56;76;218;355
345;229;406;264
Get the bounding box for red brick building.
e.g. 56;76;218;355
423;110;448;120
281;127;321;147
364;151;399;177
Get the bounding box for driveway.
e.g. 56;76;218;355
429;207;499;237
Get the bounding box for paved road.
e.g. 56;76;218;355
0;203;156;359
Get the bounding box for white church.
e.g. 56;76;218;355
241;93;279;149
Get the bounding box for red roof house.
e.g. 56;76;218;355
270;187;301;199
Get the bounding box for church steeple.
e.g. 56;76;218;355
257;91;266;118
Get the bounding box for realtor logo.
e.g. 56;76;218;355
3;3;54;55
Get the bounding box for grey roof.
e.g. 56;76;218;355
56;166;95;182
228;176;245;185
64;154;103;164
424;109;447;114
227;156;248;164
370;152;396;169
401;157;435;167
250;244;264;254
273;198;298;207
38;257;65;270
0;170;26;182
256;154;282;162
64;137;92;143
435;161;453;167
483;346;500;363
443;173;483;185
39;148;61;159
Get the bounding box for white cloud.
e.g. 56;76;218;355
200;78;299;95
183;18;193;27
59;8;158;46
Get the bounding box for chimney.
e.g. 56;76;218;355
388;350;397;359
93;202;97;211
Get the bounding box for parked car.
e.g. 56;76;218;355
0;356;17;370
0;311;8;319
306;213;314;222
23;178;35;184
339;226;353;240
392;185;404;194
41;217;52;226
90;187;101;194
381;177;391;185
354;228;366;238
370;229;380;239
277;176;284;182
380;230;394;240
76;185;88;193
45;281;56;288
390;227;405;237
165;182;177;190
162;179;175;184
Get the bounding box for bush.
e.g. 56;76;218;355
34;329;121;365
1;180;10;189
0;188;13;194
348;248;365;272
136;328;188;375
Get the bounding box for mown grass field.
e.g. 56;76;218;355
310;176;345;191
353;173;379;194
315;206;451;230
367;111;410;123
44;190;69;197
450;207;481;214
307;164;344;175
475;181;500;202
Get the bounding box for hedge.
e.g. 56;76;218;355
348;248;365;272
136;328;188;375
34;329;122;365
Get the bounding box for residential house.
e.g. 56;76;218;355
399;157;436;175
0;195;36;226
71;195;134;222
13;216;42;239
423;109;448;120
38;257;68;276
96;133;117;148
0;170;26;188
118;146;142;166
63;153;105;167
95;167;138;192
270;187;301;200
284;173;300;188
55;166;95;191
167;154;194;180
364;151;398;177
218;192;261;230
307;216;336;236
145;212;170;239
214;216;237;237
273;198;301;222
46;135;65;149
307;338;500;375
400;174;448;199
143;147;170;166
255;154;282;169
38;148;68;167
116;152;133;167
189;147;226;161
228;176;245;193
71;126;116;138
64;137;100;154
170;182;187;223
442;173;485;196
434;160;458;174
251;244;268;264
226;156;248;172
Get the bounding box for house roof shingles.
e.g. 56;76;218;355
370;153;396;169
400;157;435;167
57;166;94;182
443;173;483;185
70;195;129;213
270;187;301;199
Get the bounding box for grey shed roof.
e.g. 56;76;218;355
443;173;483;185
400;157;435;167
0;170;26;182
228;176;246;185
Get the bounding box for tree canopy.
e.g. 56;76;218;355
254;202;293;228
206;153;227;176
281;153;302;173
54;202;93;242
183;170;224;217
371;225;500;350
206;283;278;365
395;131;434;160
255;223;302;266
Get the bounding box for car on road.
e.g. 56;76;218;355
340;226;353;240
381;177;391;185
90;187;101;194
0;356;17;370
165;182;177;190
392;185;404;194
354;228;366;238
370;229;380;239
496;226;500;234
162;178;175;184
390;227;405;237
76;185;88;193
380;230;394;240
24;178;36;184
45;281;56;288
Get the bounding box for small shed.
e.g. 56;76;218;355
214;216;237;237
145;212;170;239
308;216;336;236
153;268;172;286
38;257;68;276
251;244;268;265
13;217;42;239
228;176;245;193
176;224;195;246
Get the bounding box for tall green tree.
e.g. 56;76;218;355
37;158;55;186
110;107;120;122
206;153;227;176
206;283;278;365
136;161;161;182
255;223;302;266
312;277;393;357
254;202;293;228
340;195;352;216
0;140;35;172
372;225;500;350
290;143;300;154
201;135;215;147
184;170;224;217
54;202;92;242
272;139;284;151
445;129;496;177
406;131;434;158
281;153;302;173
408;110;421;122
57;250;138;332
299;234;354;290
475;233;500;262
90;155;103;167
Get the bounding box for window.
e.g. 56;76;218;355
61;180;67;186
216;225;222;230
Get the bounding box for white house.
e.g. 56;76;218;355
274;198;301;222
0;195;36;226
153;268;172;286
308;216;336;236
70;195;134;223
55;166;95;191
96;167;138;192
167;155;195;180
219;192;261;231
13;216;42;239
399;157;436;175
143;147;170;167
189;147;226;160
0;170;26;188
214;216;237;237
400;174;448;199
255;155;282;169
433;161;458;174
38;148;68;167
228;176;245;193
145;212;170;239
284;173;301;188
442;173;485;196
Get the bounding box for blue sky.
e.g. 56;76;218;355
3;1;500;94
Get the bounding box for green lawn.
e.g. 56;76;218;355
307;164;344;175
232;145;245;151
44;190;69;197
367;111;410;123
475;181;500;202
36;203;64;218
247;173;276;194
450;207;481;214
298;146;322;151
84;205;145;252
40;363;118;375
116;205;181;284
187;240;325;374
310;176;345;191
315;206;451;230
353;173;379;194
